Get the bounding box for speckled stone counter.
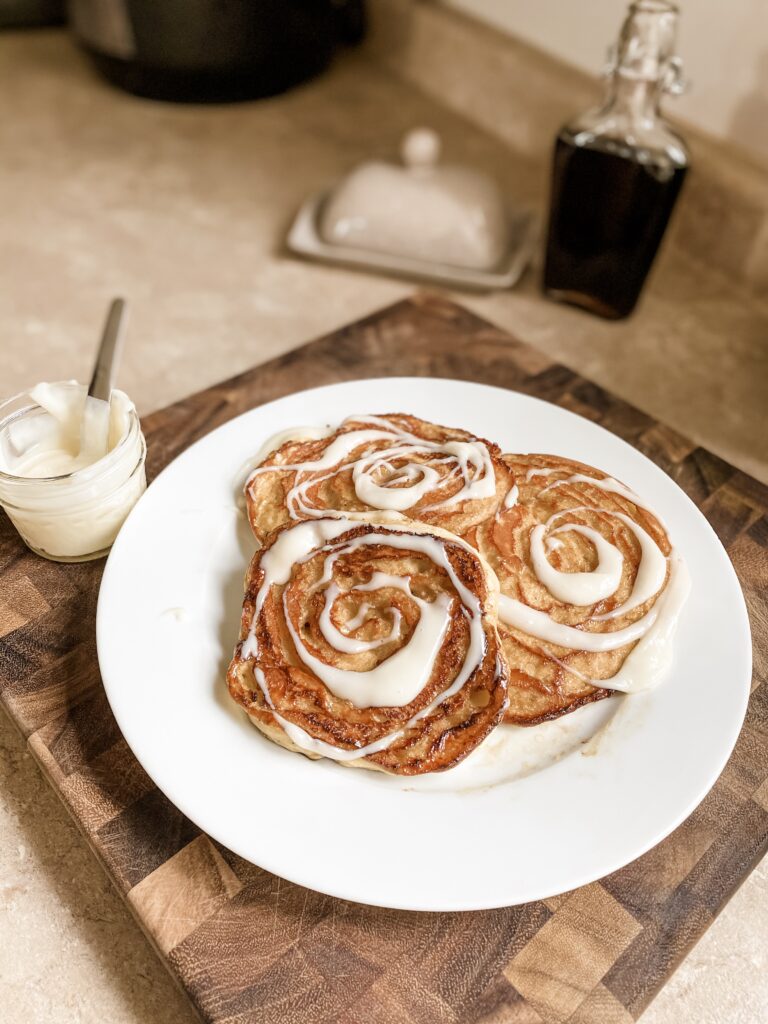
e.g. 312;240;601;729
1;28;766;1024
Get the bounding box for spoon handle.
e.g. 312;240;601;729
89;298;128;401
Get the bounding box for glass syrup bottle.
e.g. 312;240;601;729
543;0;688;319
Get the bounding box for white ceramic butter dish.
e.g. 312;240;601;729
287;128;538;291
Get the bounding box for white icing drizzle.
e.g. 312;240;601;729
548;555;691;694
351;442;448;511
420;441;495;510
591;511;667;620
251;425;334;466
234;426;335;517
540;470;667;524
251;666;404;761
318;582;402;654
497;480;687;691
498;594;656;652
529;522;624;606
528;506;667;615
242;519;355;657
504;483;519;508
525;467;558;481
498;503;670;652
287;583;451;708
276;710;406;761
246;414;496;521
242;518;492;759
344;602;374;631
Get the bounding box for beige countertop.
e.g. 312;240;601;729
1;29;766;1024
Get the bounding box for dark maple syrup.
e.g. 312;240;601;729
543;1;689;319
544;131;686;319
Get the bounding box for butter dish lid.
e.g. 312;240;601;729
318;128;511;272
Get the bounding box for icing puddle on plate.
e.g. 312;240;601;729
400;695;623;793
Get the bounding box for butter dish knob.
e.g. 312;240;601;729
401;127;441;171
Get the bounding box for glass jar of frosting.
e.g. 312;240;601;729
0;381;147;562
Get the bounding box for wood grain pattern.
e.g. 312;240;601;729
1;295;765;1024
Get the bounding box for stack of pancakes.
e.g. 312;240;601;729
228;413;675;776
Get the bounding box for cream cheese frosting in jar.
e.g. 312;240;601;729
0;381;147;561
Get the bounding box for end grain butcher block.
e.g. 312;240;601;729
1;296;766;1024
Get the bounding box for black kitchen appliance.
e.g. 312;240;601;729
0;0;64;27
68;0;366;103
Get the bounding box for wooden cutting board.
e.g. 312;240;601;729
1;295;766;1024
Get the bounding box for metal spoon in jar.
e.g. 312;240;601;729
80;298;129;460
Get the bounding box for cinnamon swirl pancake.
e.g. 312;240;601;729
464;454;689;726
245;413;510;544
227;516;508;775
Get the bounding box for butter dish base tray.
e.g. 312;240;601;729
287;191;539;291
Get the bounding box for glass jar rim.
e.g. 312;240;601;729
0;384;142;487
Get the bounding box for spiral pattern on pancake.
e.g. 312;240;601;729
227;516;508;775
245;413;510;544
464;454;684;725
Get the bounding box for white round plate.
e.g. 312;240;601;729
97;378;751;911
